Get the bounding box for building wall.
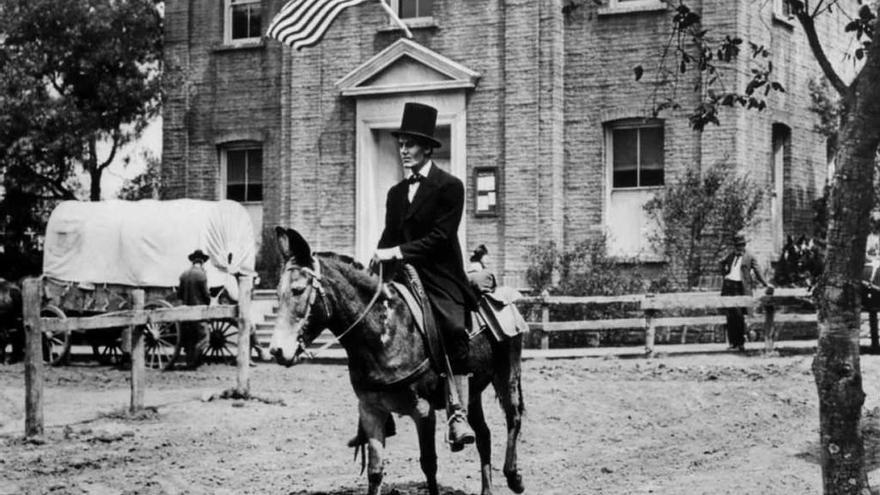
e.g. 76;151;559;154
163;0;852;287
162;0;285;234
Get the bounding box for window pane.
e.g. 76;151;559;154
417;0;433;17
246;150;263;184
246;184;263;202
612;128;638;188
400;0;417;18
227;184;246;201
227;150;246;183
231;5;251;39
639;127;664;186
248;6;261;37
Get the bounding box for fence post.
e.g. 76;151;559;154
540;290;550;350
235;275;254;397
763;298;777;354
23;277;43;438
129;289;146;413
644;308;657;357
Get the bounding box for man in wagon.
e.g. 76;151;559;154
178;249;211;369
371;102;477;451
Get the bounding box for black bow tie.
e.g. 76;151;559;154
406;174;424;185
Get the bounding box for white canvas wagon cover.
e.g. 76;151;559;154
43;199;256;290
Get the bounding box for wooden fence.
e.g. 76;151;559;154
522;287;878;356
21;276;253;438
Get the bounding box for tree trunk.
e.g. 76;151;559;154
88;137;102;201
813;11;880;492
89;168;102;201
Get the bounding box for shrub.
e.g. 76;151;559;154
644;160;763;288
255;227;282;289
525;236;646;296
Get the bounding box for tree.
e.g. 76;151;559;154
612;0;880;492
644;161;764;288
0;0;163;202
117;152;162;200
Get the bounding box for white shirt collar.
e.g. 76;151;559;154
408;160;433;180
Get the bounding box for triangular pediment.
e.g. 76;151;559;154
336;38;480;96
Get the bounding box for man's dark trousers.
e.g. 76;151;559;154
721;279;746;348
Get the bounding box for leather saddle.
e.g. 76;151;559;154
390;264;447;375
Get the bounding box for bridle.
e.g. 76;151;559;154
284;256;384;360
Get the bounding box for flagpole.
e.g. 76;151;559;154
377;0;413;38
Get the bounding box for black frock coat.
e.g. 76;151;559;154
377;162;477;326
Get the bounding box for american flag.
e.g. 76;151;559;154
266;0;371;51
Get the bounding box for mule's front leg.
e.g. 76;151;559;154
412;400;439;495
360;404;388;495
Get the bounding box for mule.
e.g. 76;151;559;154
268;227;525;495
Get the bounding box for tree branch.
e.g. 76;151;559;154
97;133;120;172
796;6;849;96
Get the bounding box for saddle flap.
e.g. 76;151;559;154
390;265;446;373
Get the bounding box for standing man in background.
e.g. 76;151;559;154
719;233;771;351
179;249;211;369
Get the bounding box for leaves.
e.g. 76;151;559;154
644;162;764;287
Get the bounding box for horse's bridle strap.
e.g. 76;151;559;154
297;258;384;359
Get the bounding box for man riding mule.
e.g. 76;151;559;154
371;102;477;452
268;229;525;495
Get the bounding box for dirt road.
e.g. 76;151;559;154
3;350;880;494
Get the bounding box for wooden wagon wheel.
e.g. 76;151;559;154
91;334;124;366
143;300;182;371
202;319;239;363
201;319;263;364
41;305;70;366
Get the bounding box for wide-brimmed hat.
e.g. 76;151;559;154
188;249;209;263
391;102;442;149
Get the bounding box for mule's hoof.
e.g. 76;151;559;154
506;471;524;494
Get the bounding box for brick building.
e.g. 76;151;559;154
162;0;853;286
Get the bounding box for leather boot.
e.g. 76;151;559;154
448;374;475;452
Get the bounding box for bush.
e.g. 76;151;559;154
525;237;647;296
644;160;763;288
255;227;282;289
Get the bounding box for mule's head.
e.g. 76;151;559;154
268;227;331;366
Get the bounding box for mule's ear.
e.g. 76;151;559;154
286;228;313;267
276;226;293;260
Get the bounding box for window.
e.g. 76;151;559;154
225;0;262;45
224;147;263;202
774;0;795;26
387;0;433;20
605;120;665;259
771;124;791;254
600;0;667;14
610;124;664;188
474;167;498;216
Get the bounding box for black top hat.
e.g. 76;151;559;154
188;249;209;263
391;102;442;149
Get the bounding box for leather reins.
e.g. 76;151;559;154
291;257;384;360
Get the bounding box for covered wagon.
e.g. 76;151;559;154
41;199;257;369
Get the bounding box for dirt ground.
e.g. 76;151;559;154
4;350;880;495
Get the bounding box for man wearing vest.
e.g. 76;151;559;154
719;233;771;351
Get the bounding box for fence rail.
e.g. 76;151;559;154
22;276;254;438
520;287;849;355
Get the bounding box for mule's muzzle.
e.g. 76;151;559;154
269;340;311;368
